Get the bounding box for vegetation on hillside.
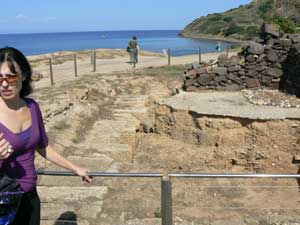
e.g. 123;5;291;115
180;0;300;40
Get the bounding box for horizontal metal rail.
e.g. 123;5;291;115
37;170;300;179
37;170;162;177
170;173;300;178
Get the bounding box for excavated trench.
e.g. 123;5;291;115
107;96;300;224
133;102;300;225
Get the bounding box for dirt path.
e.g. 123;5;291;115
34;69;178;225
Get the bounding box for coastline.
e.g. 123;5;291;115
179;32;247;45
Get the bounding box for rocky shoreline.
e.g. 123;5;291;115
179;32;246;45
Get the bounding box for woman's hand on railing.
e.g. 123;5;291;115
74;166;93;183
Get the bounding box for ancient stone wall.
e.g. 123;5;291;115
183;34;300;95
282;40;300;96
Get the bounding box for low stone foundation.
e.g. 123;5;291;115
183;34;300;96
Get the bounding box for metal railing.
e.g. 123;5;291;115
29;51;98;86
37;170;300;225
28;47;233;87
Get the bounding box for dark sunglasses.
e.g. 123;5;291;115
0;73;20;85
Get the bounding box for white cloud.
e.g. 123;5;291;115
16;14;27;19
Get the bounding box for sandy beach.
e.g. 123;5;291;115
29;48;237;90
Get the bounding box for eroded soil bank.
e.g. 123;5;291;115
130;103;300;225
155;105;300;173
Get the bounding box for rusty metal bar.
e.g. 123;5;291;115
226;47;229;58
168;48;171;66
74;54;77;77
93;51;96;72
199;47;202;64
48;58;54;85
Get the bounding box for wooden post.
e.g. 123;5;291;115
168;48;171;66
198;47;202;64
74;54;77;77
49;58;54;85
93;51;96;72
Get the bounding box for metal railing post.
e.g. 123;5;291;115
93;51;96;72
226;47;229;59
90;52;93;65
198;47;202;64
74;54;77;77
49;58;54;85
168;48;171;66
161;175;172;225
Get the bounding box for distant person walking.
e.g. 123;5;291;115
216;41;222;52
127;36;139;68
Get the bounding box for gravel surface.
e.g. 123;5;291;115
161;91;300;120
242;89;300;108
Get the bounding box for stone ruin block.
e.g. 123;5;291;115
184;69;198;79
261;23;280;39
197;73;215;85
246;79;260;89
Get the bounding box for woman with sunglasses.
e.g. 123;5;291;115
0;47;92;225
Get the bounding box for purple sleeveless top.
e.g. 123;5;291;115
0;98;48;192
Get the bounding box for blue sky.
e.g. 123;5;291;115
1;0;252;34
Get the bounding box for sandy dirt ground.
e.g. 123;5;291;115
29;49;300;224
29;49;237;90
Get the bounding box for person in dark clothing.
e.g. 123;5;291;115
216;41;222;51
128;36;139;68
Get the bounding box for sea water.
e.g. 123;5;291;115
0;30;232;56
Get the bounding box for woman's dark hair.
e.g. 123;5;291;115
132;36;137;40
0;47;32;97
